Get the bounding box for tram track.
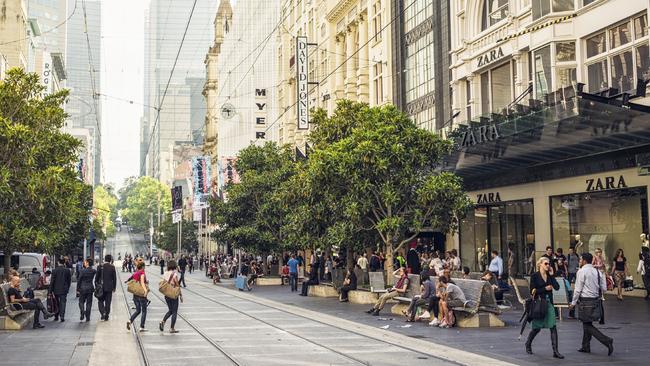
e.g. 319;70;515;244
121;230;242;366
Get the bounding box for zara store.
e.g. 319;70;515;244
446;0;650;283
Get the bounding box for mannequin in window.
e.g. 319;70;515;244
574;234;584;254
641;233;649;248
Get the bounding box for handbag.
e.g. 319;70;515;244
623;276;634;291
127;280;147;297
94;265;104;299
530;295;548;320
46;292;58;314
159;273;180;299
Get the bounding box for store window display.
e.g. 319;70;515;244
550;187;649;285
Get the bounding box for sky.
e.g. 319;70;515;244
100;0;149;188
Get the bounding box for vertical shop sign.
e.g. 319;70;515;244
296;36;309;130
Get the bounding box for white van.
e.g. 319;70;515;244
0;252;49;276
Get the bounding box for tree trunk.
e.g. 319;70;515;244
384;236;394;286
346;245;353;270
3;251;12;281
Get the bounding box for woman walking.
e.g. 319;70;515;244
160;260;183;333
127;262;149;332
611;249;628;301
77;259;96;322
525;257;564;359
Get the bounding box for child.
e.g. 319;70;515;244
280;264;290;285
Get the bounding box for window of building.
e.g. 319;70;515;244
405;0;433;34
479;61;514;114
373;62;383;105
372;1;382;42
481;0;509;31
466;80;472;120
532;0;574;21
550;187;649;286
555;42;575;62
533;45;552;97
585;13;649;93
405;32;434;103
582;0;598;7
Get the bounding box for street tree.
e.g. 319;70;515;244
94;185;118;238
158;218;198;254
305;101;472;275
0;69;91;275
211;142;295;253
121;176;171;233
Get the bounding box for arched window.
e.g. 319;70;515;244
481;0;509;31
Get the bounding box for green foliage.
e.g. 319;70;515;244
0;68;92;266
304;101;473;272
120;176;171;232
93;185;118;238
211;142;295;253
158;218;198;254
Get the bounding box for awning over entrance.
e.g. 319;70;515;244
443;89;650;183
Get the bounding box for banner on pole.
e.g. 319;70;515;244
171;186;183;211
192;156;211;205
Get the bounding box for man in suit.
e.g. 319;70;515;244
50;257;72;322
95;254;117;321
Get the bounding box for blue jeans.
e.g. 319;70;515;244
130;295;148;328
289;273;298;292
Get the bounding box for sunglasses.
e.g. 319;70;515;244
542;262;550;266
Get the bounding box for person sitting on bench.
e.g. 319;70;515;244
437;276;467;328
300;264;319;296
405;273;435;322
6;276;54;329
366;267;409;316
481;271;504;302
339;267;357;302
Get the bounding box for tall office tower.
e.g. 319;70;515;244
65;0;102;185
142;0;218;185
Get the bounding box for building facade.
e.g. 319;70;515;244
203;0;280;180
392;0;452;132
275;0;394;150
29;0;68;94
445;0;650;284
143;0;218;185
65;0;101;185
0;0;29;69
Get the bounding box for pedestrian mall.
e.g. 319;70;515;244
445;0;650;286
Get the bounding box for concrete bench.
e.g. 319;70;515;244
0;284;34;330
307;284;338;298
255;277;282;286
450;271;484;280
348;289;379;304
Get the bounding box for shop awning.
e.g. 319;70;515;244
442;90;650;182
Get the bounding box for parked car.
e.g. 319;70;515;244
0;252;49;277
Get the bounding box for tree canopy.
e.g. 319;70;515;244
120;176;171;233
0;69;92;273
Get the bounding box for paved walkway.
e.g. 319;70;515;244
222;276;649;366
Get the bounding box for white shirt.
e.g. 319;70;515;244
452;257;461;271
488;256;503;276
571;264;607;305
163;270;180;283
357;257;368;270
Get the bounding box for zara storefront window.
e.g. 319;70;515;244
550;187;649;285
460;200;535;277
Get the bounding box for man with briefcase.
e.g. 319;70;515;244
570;252;614;356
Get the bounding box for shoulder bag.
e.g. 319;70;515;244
94;266;104;300
159;272;181;299
577;270;604;323
127;274;148;298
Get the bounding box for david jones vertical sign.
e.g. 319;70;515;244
296;36;309;130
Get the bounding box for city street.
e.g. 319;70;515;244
2;230;648;366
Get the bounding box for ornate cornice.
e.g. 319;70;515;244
326;0;357;23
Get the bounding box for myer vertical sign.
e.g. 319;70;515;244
296;36;309;130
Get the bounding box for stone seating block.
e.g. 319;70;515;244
255;277;282;286
308;284;338;298
348;290;379;304
0;313;34;330
455;312;505;328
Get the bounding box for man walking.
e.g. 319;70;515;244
569;253;614;356
288;254;299;292
50;257;72;322
96;255;117;321
178;255;188;287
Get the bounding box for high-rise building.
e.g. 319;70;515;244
65;0;101;185
142;0;218;186
203;0;280;183
275;0;394;150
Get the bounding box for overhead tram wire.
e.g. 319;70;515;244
258;0;419;138
140;0;199;176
